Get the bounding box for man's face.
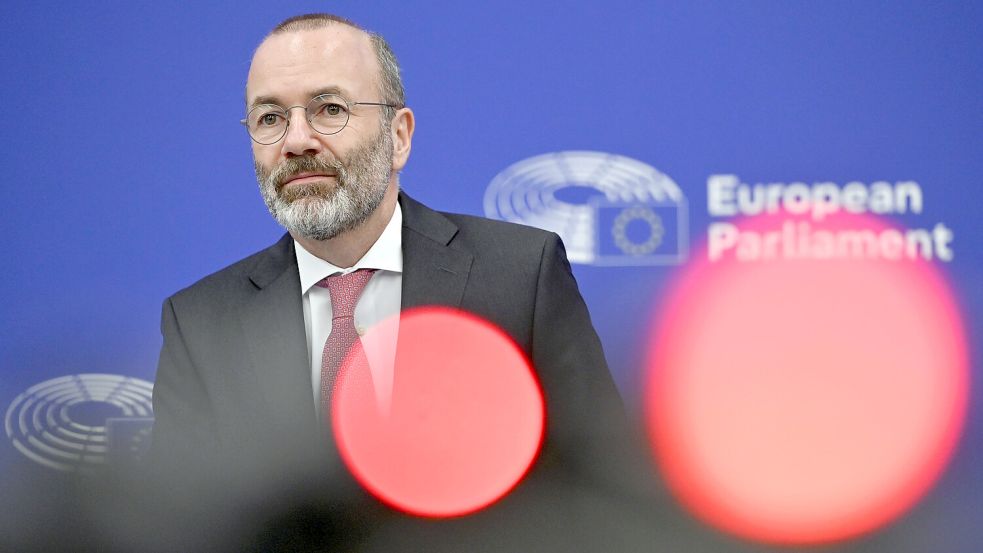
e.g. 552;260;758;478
246;26;395;241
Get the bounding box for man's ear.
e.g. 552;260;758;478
390;107;414;172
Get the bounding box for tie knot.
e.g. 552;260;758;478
315;269;377;318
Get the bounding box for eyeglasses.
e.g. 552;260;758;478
241;93;398;145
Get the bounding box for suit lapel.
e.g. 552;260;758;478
399;192;473;310
238;235;320;439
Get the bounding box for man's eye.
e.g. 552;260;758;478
259;113;282;126
321;103;345;116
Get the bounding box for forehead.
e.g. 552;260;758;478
246;25;379;105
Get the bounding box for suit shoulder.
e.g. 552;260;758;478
433;212;572;280
166;235;292;306
440;211;559;248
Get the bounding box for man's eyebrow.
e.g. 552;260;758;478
248;86;349;108
308;86;347;99
249;94;282;108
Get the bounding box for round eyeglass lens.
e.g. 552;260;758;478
307;94;350;135
246;105;288;144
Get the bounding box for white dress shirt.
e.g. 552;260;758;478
295;204;403;418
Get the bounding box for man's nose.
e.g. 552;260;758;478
281;107;321;157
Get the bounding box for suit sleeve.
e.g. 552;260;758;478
530;233;650;495
148;296;218;475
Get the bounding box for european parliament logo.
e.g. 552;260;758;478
4;374;154;473
484;151;688;266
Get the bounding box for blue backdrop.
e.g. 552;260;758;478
2;1;981;551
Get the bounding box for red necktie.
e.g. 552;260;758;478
315;269;377;419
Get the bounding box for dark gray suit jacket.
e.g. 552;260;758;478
150;192;633;515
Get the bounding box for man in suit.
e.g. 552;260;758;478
149;13;643;551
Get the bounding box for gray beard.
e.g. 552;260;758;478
254;128;394;241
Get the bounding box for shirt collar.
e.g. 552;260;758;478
295;202;403;294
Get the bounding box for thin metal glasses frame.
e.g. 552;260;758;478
241;93;398;145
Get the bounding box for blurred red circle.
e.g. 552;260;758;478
646;213;969;544
332;307;545;518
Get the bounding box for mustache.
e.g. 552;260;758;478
268;155;344;192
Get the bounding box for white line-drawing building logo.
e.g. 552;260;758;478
484;151;688;265
4;374;154;472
